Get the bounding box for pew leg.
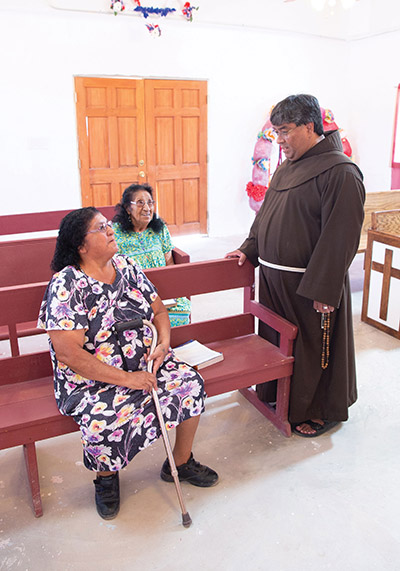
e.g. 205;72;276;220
275;375;291;435
239;376;291;437
23;442;43;518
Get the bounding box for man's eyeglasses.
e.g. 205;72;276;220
87;220;113;234
271;125;300;139
131;199;156;208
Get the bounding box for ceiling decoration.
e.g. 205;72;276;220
48;0;400;41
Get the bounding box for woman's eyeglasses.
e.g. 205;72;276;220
130;200;156;208
87;220;113;234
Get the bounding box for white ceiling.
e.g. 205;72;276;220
48;0;400;41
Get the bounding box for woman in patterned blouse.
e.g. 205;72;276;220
112;183;191;327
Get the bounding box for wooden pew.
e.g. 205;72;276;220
0;258;297;517
0;206;189;340
0;207;117;290
0;236;189;288
0;240;188;341
0;206;116;237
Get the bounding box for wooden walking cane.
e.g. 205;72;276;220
113;317;192;528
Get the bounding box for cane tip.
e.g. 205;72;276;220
182;512;192;528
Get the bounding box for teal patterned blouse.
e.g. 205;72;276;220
112;223;173;269
112;223;191;327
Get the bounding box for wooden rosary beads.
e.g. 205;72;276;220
321;312;330;369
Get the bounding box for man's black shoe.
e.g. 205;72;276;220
93;472;120;520
160;453;219;487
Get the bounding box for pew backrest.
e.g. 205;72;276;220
0;206;116;237
0;205;189;288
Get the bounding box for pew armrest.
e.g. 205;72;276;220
172;247;190;264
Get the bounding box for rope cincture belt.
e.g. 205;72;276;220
258;257;307;273
258;256;330;368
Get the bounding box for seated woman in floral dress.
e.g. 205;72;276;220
112;183;191;327
38;207;218;520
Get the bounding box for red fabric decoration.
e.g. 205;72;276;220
321;108;352;158
246;181;267;202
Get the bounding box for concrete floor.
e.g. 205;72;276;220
1;235;399;571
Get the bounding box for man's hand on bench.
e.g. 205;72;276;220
225;250;247;266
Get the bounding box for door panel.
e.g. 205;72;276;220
181;88;200;107
75;77;207;235
75;77;146;207
92;183;112;206
158;180;177;224
154;88;174;108
155;117;175;165
183;179;200;223
117;118;137;166
182;117;199;163
86;86;107;107
145;79;207;234
88;117;109;168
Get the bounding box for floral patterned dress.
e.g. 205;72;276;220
113;223;191;327
37;255;205;472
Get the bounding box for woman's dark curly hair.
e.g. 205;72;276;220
112;183;165;233
51;207;99;272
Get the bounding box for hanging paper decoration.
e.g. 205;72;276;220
134;5;176;18
257;128;276;143
245;106;354;213
182;2;199;21
110;0;125;15
251;157;272;172
109;1;199;36
146;22;162;36
321;108;353;158
246;115;279;213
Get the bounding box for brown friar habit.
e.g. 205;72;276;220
240;130;365;424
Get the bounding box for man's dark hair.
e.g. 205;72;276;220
270;94;324;136
51;207;99;271
112;183;165;233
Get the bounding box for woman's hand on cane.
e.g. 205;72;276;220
149;296;171;375
147;343;168;375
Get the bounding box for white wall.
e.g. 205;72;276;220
0;1;397;237
347;30;400;193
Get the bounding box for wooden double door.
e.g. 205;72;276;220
75;77;207;235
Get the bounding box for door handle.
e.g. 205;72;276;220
139;171;145;178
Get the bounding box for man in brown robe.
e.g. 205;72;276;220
227;94;365;437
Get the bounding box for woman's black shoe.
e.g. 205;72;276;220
160;453;219;487
93;472;120;520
